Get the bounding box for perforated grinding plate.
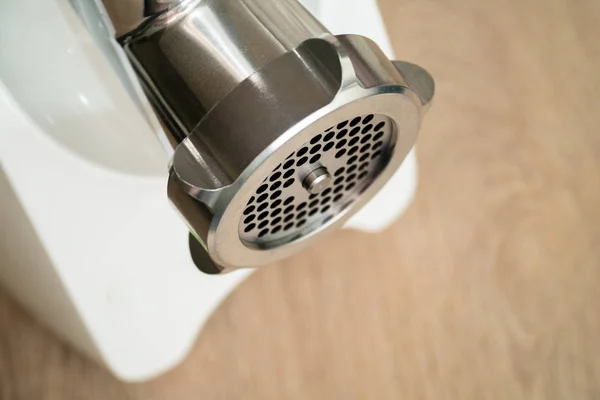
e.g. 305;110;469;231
238;114;394;248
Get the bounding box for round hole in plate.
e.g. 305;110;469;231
270;172;282;182
373;131;384;141
363;114;374;124
271;208;282;218
283;159;295;169
349;136;359;146
347;155;358;165
336;129;348;140
271;216;282;226
271;199;282;209
258;202;269;212
372;141;383;150
349;126;361;137
297;147;308;157
296;219;307;228
258;211;269;220
309;193;318;200
322;188;332;197
334;185;344;194
374;121;386;131
272;226;282;234
310;144;322;154
258;228;269;237
286;152;294;159
310;154;321;164
270;190;282;200
297;157;308;166
321;205;331;213
323;142;335;152
283;178;295;188
310;134;322;144
284;222;294;231
361;124;373;134
372;150;382;159
346;174;356;182
284;205;294;214
297;202;307;211
244;215;256;224
243;206;255;215
297;210;307;219
360;143;371;153
335;149;346;158
358;170;368;180
244;223;256;233
284;213;295;222
333;193;343;202
337;120;348;129
321;196;331;205
309;199;319;208
334;176;344;186
257;184;268;194
346;182;356;191
359;162;369;171
347;164;357;174
359;153;371;162
283;169;295;179
350;116;362;127
361;134;372;144
258;220;269;229
324;131;335;142
257;193;268;203
348;146;359;156
335;167;345;176
308;208;319;216
284;196;295;205
270;181;281;191
335;139;347;149
248;196;255;205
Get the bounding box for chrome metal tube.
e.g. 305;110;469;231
114;0;329;142
97;0;434;272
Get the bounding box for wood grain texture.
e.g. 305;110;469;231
2;0;600;398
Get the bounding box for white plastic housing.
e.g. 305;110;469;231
0;0;416;382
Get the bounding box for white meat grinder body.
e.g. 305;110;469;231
0;0;418;381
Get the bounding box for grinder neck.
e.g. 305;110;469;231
102;0;332;146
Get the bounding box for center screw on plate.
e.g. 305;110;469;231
303;167;331;195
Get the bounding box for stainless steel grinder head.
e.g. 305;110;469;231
108;0;434;273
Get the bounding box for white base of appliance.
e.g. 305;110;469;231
0;0;416;382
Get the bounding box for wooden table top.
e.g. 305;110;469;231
2;0;600;398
